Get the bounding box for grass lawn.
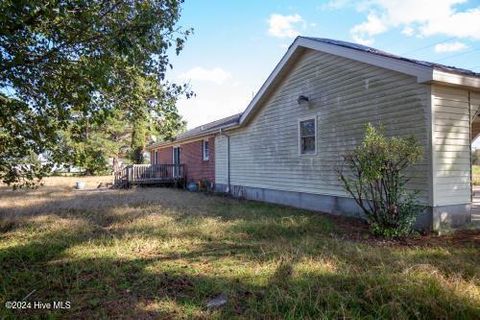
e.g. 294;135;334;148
1;177;479;319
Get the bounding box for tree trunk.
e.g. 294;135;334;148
131;118;147;164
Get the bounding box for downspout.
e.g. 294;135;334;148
219;128;231;193
469;91;472;203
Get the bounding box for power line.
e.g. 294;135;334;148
434;47;480;62
400;37;457;56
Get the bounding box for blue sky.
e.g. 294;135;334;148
167;0;480;130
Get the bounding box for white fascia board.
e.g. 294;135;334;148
239;42;299;125
432;69;480;89
148;135;213;150
239;37;434;126
147;123;241;150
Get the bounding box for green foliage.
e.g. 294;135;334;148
337;123;424;238
0;0;191;187
131;117;148;164
0;96;55;188
472;165;480;186
61;109;127;175
125;70;187;163
472;150;480;166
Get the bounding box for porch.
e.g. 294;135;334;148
114;164;186;188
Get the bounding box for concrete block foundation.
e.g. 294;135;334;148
215;183;471;231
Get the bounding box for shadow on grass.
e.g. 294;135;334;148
1;209;480;319
1;186;480;318
2;250;479;319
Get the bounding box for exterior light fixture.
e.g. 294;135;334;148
297;95;310;106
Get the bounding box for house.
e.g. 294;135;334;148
148;37;480;230
149;113;241;186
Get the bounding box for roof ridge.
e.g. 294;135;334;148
299;36;480;77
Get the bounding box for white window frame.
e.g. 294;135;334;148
202;139;210;161
298;117;317;155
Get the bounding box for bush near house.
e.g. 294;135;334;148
338;123;424;238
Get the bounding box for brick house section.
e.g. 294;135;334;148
151;136;215;183
156;147;173;164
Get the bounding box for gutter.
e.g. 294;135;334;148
147;122;241;151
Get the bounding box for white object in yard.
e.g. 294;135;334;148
206;293;227;309
75;181;86;189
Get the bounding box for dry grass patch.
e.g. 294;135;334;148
0;176;479;319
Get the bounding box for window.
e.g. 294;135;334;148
202;139;209;160
299;118;316;155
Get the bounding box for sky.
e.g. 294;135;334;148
167;0;480;131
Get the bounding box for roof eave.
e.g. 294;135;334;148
431;69;480;90
239;37;435;126
147;122;240;150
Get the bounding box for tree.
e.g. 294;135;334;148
0;0;191;187
337;123;424;237
472;149;480;166
61;108;129;175
61;99;187;173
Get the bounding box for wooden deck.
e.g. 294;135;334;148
114;164;185;188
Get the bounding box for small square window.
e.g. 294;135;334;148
202;139;209;160
299;119;316;155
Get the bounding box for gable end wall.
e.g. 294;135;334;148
216;48;431;206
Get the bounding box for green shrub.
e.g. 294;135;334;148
337;124;424;238
472;165;480;186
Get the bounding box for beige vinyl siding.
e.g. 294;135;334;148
215;135;228;185
432;85;471;206
218;49;430;204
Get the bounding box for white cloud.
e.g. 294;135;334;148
321;0;352;10
178;67;231;85
172;68;263;129
350;13;387;45
175;82;253;129
348;0;480;43
401;26;415;36
434;41;468;52
267;13;304;38
351;34;374;46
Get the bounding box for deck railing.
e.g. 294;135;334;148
114;164;185;187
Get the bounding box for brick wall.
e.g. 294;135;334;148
158;147;173;164
151;136;215;183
